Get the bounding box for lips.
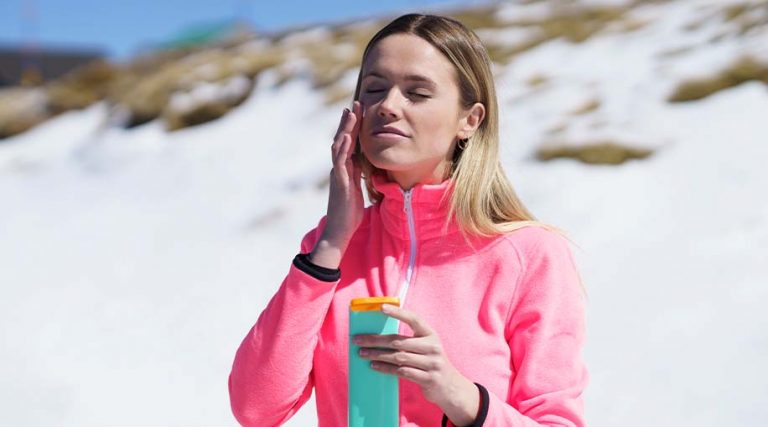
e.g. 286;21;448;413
372;126;409;138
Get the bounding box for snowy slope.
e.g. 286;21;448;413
1;0;767;425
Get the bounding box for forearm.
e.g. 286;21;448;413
229;259;339;425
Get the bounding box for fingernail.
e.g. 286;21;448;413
352;336;361;344
358;349;368;357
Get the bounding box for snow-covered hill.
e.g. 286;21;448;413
1;0;767;425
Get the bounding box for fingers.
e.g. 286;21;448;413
333;103;358;144
333;102;362;169
353;333;405;348
353;334;439;355
371;363;431;382
333;107;349;143
381;304;434;337
350;100;362;142
359;347;438;371
334;134;351;168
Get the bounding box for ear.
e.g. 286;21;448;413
457;102;486;139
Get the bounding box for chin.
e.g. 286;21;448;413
366;157;413;173
362;148;414;172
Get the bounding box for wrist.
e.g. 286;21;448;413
440;374;480;426
309;237;348;269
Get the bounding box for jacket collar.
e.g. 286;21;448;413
371;174;460;240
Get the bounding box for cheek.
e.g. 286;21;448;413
413;107;456;139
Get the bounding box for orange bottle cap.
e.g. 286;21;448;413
350;297;400;312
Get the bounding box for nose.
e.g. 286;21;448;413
377;88;402;120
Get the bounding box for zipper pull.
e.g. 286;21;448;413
403;189;412;213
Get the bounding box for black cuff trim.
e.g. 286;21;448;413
292;253;341;282
441;383;490;427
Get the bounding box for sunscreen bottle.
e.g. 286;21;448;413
348;297;400;427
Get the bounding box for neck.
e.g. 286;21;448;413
386;161;451;190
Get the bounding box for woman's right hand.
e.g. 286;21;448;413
309;101;365;270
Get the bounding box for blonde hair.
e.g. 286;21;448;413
352;14;586;294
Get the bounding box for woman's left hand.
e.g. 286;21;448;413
353;304;480;425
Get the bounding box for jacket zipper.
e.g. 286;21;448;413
398;189;418;308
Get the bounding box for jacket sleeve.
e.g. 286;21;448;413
228;217;339;426
481;230;589;426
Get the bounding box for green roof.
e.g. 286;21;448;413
160;20;242;49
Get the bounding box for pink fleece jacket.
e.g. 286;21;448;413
229;176;588;426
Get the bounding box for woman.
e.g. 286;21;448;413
229;13;588;427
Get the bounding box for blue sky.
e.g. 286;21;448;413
0;0;483;60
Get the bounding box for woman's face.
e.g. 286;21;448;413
358;33;480;188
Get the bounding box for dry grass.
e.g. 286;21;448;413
323;83;355;106
525;73;549;87
305;29;369;89
110;64;183;128
724;3;751;21
0;88;49;139
570;98;601;115
668;55;768;102
8;0;762;137
657;45;695;59
164;100;232;131
687;1;768;36
107;45;282;128
545;122;568;135
450;5;509;30
0;115;44;139
619;17;649;33
478;3;632;64
162;76;253;131
725;1;768;35
164;103;229;130
45;60;117;114
536;141;654;165
272;65;298;88
306;48;360;89
0;1;641;135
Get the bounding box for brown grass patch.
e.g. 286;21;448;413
545;122;568;135
536;141;654;165
323;83;354;106
45;60;117;114
478;3;631;64
668;55;768;102
724;3;751;21
109;46;278;128
0;88;49;139
570;98;601;115
0;115;44;139
164;101;231;131
162;75;253;131
450;5;509;30
525;73;549;87
724;1;768;35
619;17;649;33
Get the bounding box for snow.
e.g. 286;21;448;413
1;0;767;425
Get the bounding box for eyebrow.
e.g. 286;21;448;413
362;71;437;89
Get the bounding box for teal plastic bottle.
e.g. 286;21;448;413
349;297;400;427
